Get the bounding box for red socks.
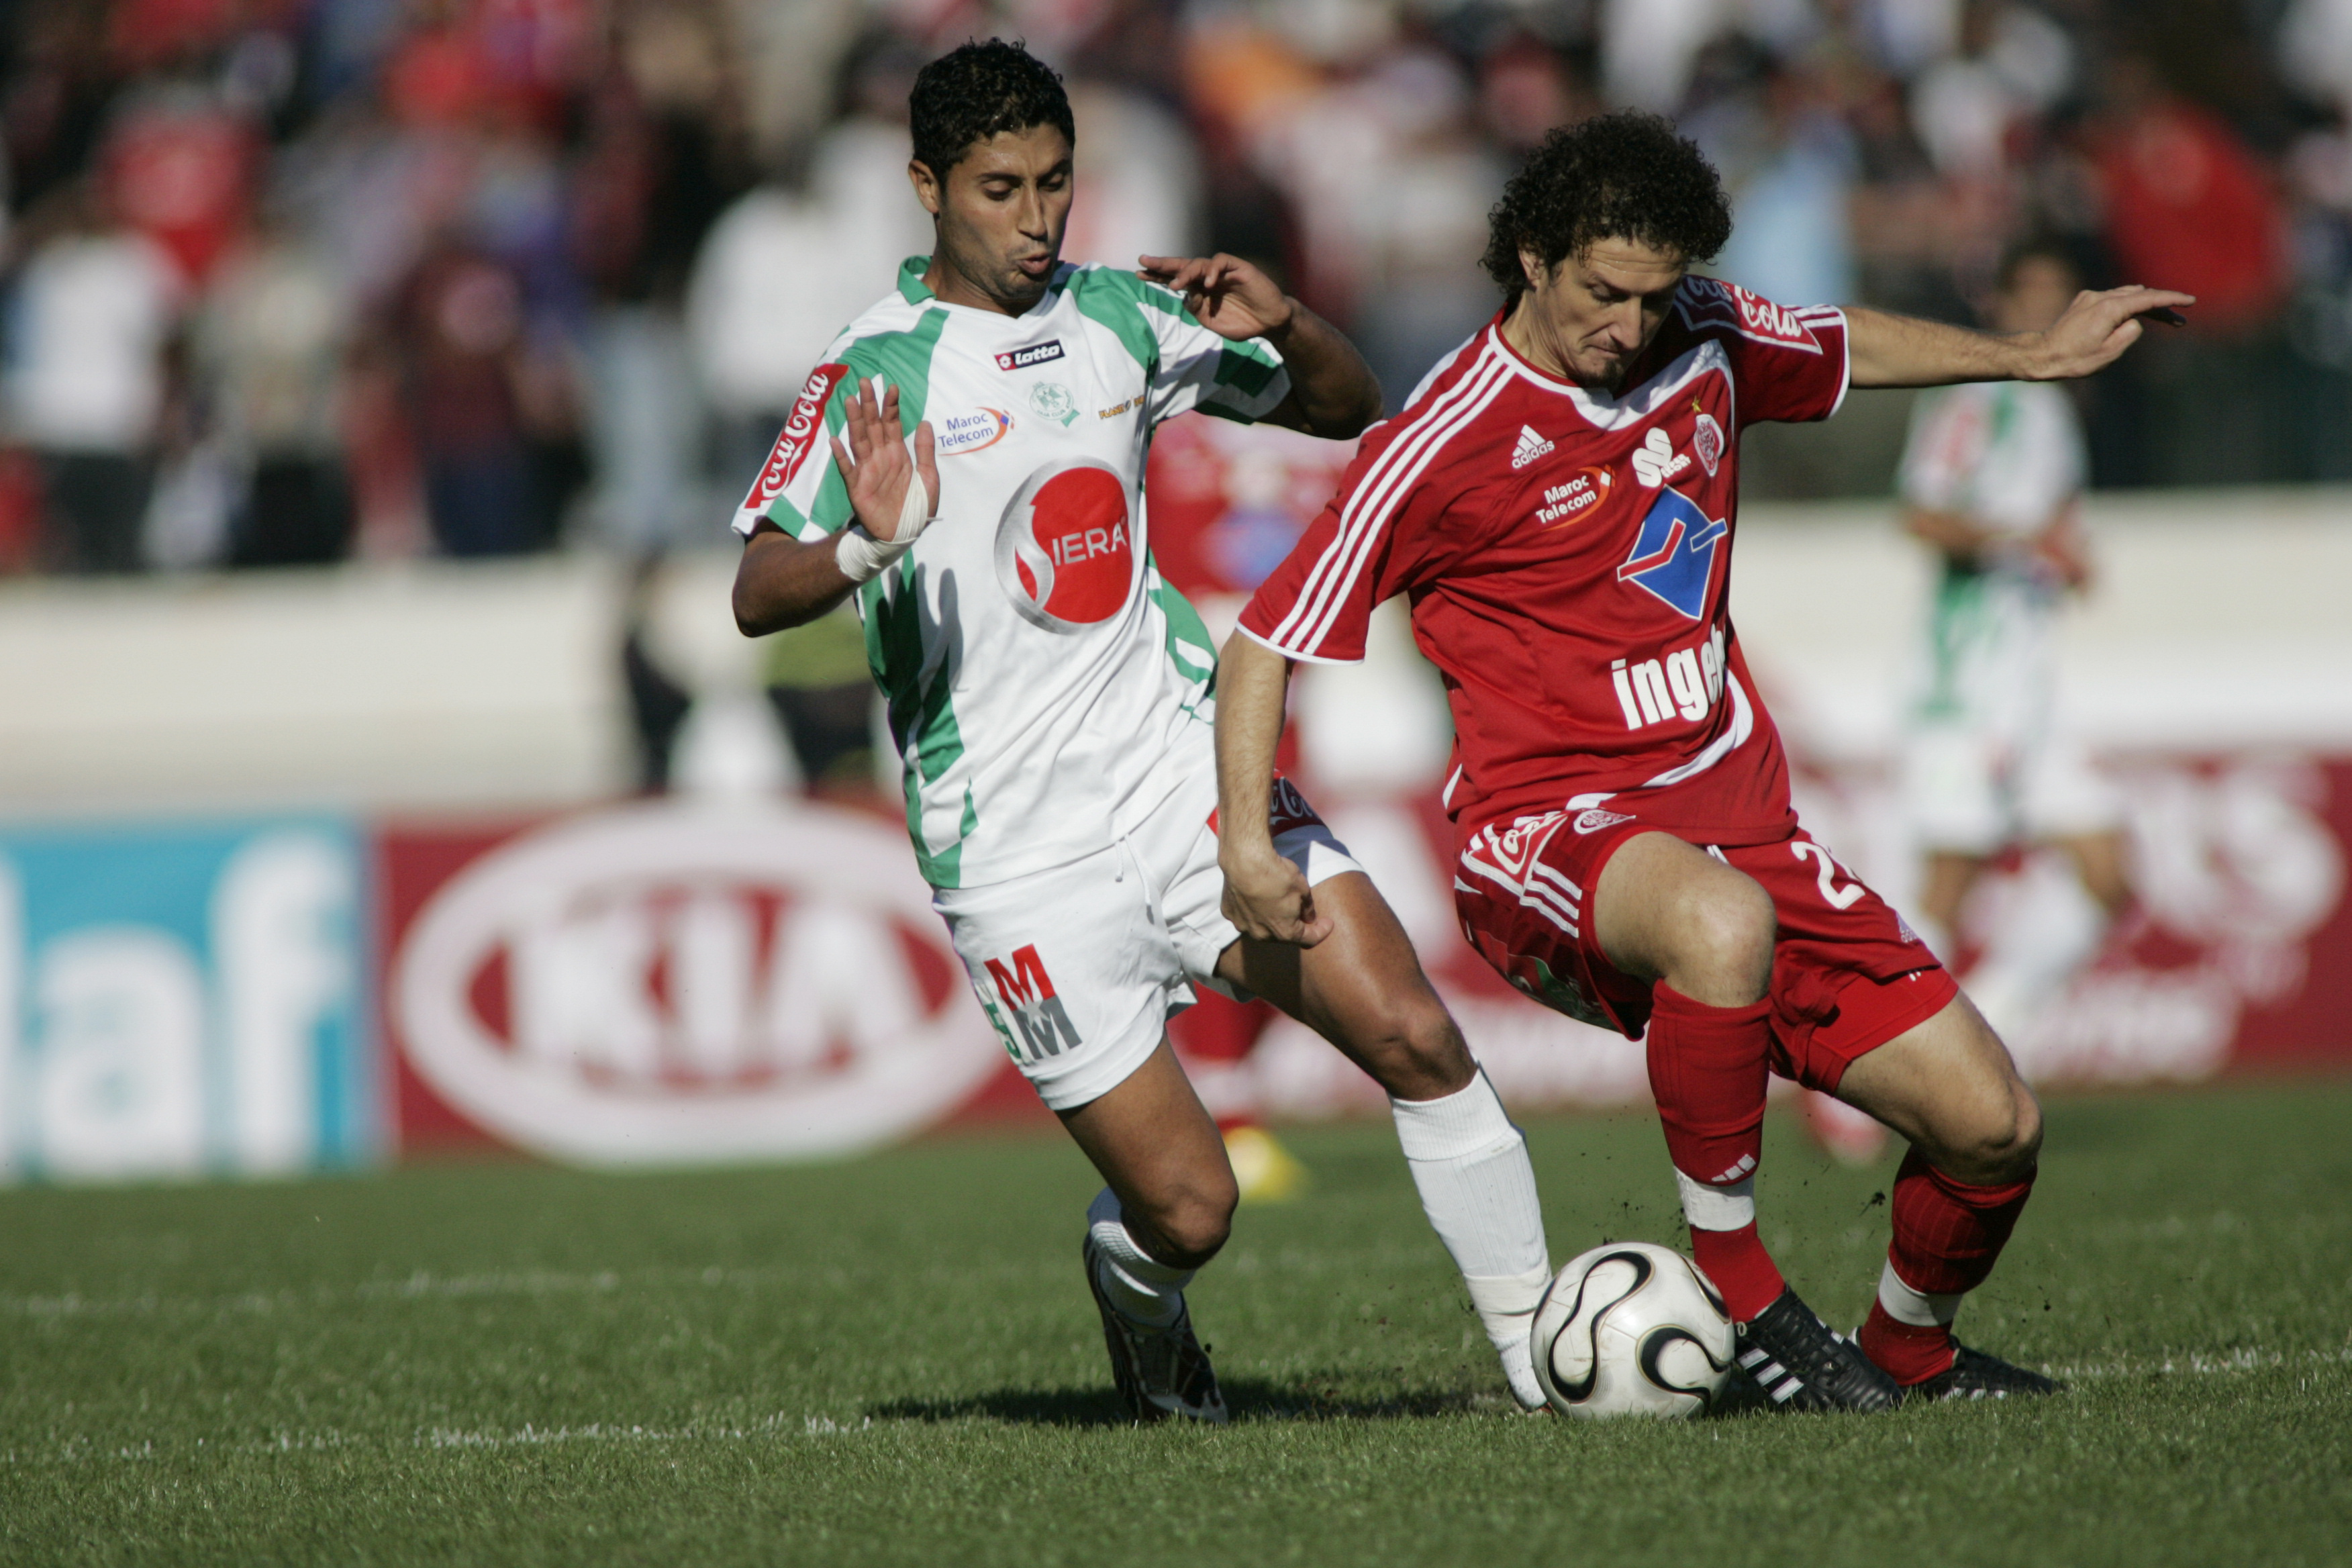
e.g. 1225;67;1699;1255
1857;1148;2037;1383
1646;985;1771;1187
1689;1222;1783;1323
1647;985;1783;1321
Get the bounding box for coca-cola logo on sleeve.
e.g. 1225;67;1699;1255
742;362;852;516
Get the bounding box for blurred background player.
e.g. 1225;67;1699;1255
1896;240;2135;1052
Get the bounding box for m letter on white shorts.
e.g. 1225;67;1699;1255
935;781;1359;1113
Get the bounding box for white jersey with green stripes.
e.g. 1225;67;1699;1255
731;257;1291;889
1897;379;2084;737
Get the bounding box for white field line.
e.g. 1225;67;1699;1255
2047;1345;2352;1381
0;1244;1433;1322
0;1415;872;1469
5;1348;2347;1470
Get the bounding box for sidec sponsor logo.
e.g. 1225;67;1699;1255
981;944;1082;1065
742;362;852;516
1616;484;1728;618
995;339;1066;372
1611;626;1726;730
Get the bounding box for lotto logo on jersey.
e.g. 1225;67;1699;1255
1616;487;1728;619
982;944;1083;1065
995;458;1138;633
995;339;1065;372
742;362;850;515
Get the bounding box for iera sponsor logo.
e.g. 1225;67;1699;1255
1536;467;1612;529
1096;394;1140;420
1511;424;1555;470
391;800;1002;1167
1630;426;1690;488
1612;626;1726;730
742;362;850;514
995;339;1066;372
981;944;1083;1065
936;407;1014;456
995;458;1137;632
1573;807;1634;834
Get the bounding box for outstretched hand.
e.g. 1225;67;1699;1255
2027;286;2198;381
1220;845;1333;948
828;377;938;541
1138;252;1295;342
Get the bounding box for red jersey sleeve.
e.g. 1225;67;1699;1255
1236;418;1467;663
1673;278;1850;427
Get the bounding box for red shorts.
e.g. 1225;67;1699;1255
1453;807;1957;1094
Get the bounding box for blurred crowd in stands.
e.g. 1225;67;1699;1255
5;0;2352;577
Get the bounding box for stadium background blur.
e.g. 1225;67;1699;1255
1;0;2348;1183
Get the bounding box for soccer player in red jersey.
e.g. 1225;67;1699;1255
1216;113;2192;1411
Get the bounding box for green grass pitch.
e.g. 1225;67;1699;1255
4;1079;2348;1567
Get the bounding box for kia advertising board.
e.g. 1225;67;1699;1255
0;817;375;1183
381;798;1007;1166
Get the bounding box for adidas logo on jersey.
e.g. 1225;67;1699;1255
1630;427;1692;487
1511;425;1555;469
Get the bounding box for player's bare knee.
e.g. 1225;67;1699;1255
1152;1192;1234;1269
1672;875;1775;1005
1133;1171;1236;1268
1945;1083;2041;1185
1365;999;1475;1100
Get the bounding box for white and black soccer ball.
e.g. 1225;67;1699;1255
1531;1242;1736;1420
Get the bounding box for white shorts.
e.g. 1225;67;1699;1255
1901;721;2123;856
934;777;1359;1112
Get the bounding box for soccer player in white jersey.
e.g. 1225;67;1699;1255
1896;242;2135;1046
729;41;1558;1422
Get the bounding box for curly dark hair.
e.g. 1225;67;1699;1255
1481;112;1733;301
909;39;1074;178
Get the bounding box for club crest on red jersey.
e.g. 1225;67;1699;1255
1616;487;1728;619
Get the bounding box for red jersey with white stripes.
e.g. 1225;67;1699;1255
1240;279;1850;844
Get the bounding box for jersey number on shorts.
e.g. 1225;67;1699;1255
1792;840;1865;910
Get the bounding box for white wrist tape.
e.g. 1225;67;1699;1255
833;469;936;583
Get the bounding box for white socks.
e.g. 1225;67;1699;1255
1391;1070;1553;1409
1674;1169;1757;1231
1086;1187;1191;1328
1875;1257;1963;1328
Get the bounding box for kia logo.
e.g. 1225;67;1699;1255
393;800;1001;1166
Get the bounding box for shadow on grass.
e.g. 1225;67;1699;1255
869;1376;1482;1428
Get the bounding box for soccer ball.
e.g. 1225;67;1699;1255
1531;1242;1736;1420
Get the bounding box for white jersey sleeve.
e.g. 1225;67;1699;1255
1135;279;1291;426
